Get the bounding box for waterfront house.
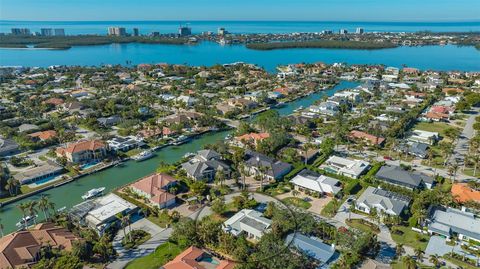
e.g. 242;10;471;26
13;162;63;185
0;223;82;269
322;155;370;179
181;149;231;181
233;132;270;148
107;136;145;152
375;165;435;190
223;209;272;240
55;139;108;164
244;150;292;181
162;246;235;269
427;207;480;243
285;233;337;266
356;186;411;216
308;101;339;116
69;193;138;235
290;169;342;197
129;173;177;209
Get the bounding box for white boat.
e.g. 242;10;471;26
81;187;105;200
293;106;304;112
173;135;191;146
183;152;195;159
16;215;38;228
132;150;155;161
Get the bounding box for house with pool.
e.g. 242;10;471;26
55;139;108;164
162;246;235;269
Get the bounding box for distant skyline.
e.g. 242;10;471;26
1;0;480;22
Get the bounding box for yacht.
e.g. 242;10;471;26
16;215;38;228
132;150;155;161
81;187;105;200
173;135;191;146
293;106;304;112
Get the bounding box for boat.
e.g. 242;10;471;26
293;106;304;112
183;152;195;159
16;215;38;228
132;150;155;161
81;187;105;200
173;135;191;146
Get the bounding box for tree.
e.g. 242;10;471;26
5;178;20;196
402;255;417;269
116;213;131;243
211;197;226;215
447;162;459;183
71;240;90;260
0;218;4;237
414;248;424;262
26;200;38;225
214;167;226;186
38;195;51;221
396;244;405;258
17;202;29;229
429;254;441;268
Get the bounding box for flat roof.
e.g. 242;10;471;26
85;193;137;226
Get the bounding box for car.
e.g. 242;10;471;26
383;156;393;160
346;198;353;204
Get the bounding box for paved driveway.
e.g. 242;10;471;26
107;218;172;269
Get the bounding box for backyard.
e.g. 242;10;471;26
391;226;430;251
124;241;182;269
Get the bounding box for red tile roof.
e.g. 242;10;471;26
28;130;57;141
130;173;177;205
349;130;385;145
56;139;105;155
451;183;480;203
163;246;235;269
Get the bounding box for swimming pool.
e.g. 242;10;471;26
80;161;100;170
200;256;220;265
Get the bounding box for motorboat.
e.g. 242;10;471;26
81;187;105;200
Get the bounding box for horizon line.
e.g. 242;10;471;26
1;19;480;23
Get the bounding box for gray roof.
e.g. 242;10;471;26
285;233;336;264
428;207;480;241
375;165;433;189
357;186;411;216
196;149;221;161
245;150;292;179
0;138;19;154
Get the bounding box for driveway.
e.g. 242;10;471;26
107;218;172;269
450;108;479;166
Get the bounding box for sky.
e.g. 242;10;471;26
1;0;480;22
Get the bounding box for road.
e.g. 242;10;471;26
450;108;479;166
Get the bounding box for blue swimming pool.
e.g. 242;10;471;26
80;161;99;170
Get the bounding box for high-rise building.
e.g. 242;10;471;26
339;29;348;35
356;27;365;34
322;30;333;34
217;27;227;36
41;28;54;36
178;25;192;36
11;28;31;35
54;29;65;36
133;28;139;37
107;27;127;36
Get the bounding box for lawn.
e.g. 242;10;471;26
444;255;479;269
346;218;380;234
391;226;430;251
391;261;433;269
125;241;182;269
320;199;340;217
122;230;151;250
282;197;312;209
413;122;459;139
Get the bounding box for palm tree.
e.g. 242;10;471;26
38;195;50;221
291;189;300;197
17;202;29;229
470;154;480;176
26;201;38;225
116;213;131;243
414;248;424;262
48;201;56;218
429;254;440;268
396;244;405;258
5;178;20;196
348;201;356;220
402;255;417;269
448;162;459;183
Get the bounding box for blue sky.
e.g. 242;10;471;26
1;0;479;21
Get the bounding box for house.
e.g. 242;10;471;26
356;187;411;216
348;130;385;146
162;246;235;269
375;165;435;190
13;163;63;185
56;139;108;164
129;173;177;209
308;101;339;116
244;150;292;181
181;149;231;181
69;193;138;235
0;137;20;156
359;259;391;269
28;130;57;142
97;115;122;127
427;207;480;242
405;142;429;159
107;136;145;152
285;233;337;266
322;155;370;179
18;123;39;133
290;169;342;197
0;223;82;269
451;183;480;204
408;130;439;145
223;209;272;240
234;132;270;147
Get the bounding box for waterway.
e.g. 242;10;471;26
1;42;479;72
0;80;358;234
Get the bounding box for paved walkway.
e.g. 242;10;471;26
107;218;172;269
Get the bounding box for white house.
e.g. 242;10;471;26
408;129;439;145
290;169;342;197
356;187;411;216
322;155;370;179
223;209;271;240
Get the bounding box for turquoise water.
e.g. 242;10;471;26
1;42;479;71
200;256;220;265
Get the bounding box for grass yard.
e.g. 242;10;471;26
346;218;380;234
320;199;341;217
391;226;430;251
391;261;433;269
413;122;459;139
444;256;479;269
282;197;312;209
125;241;182;269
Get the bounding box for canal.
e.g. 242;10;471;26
0;81;358;233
